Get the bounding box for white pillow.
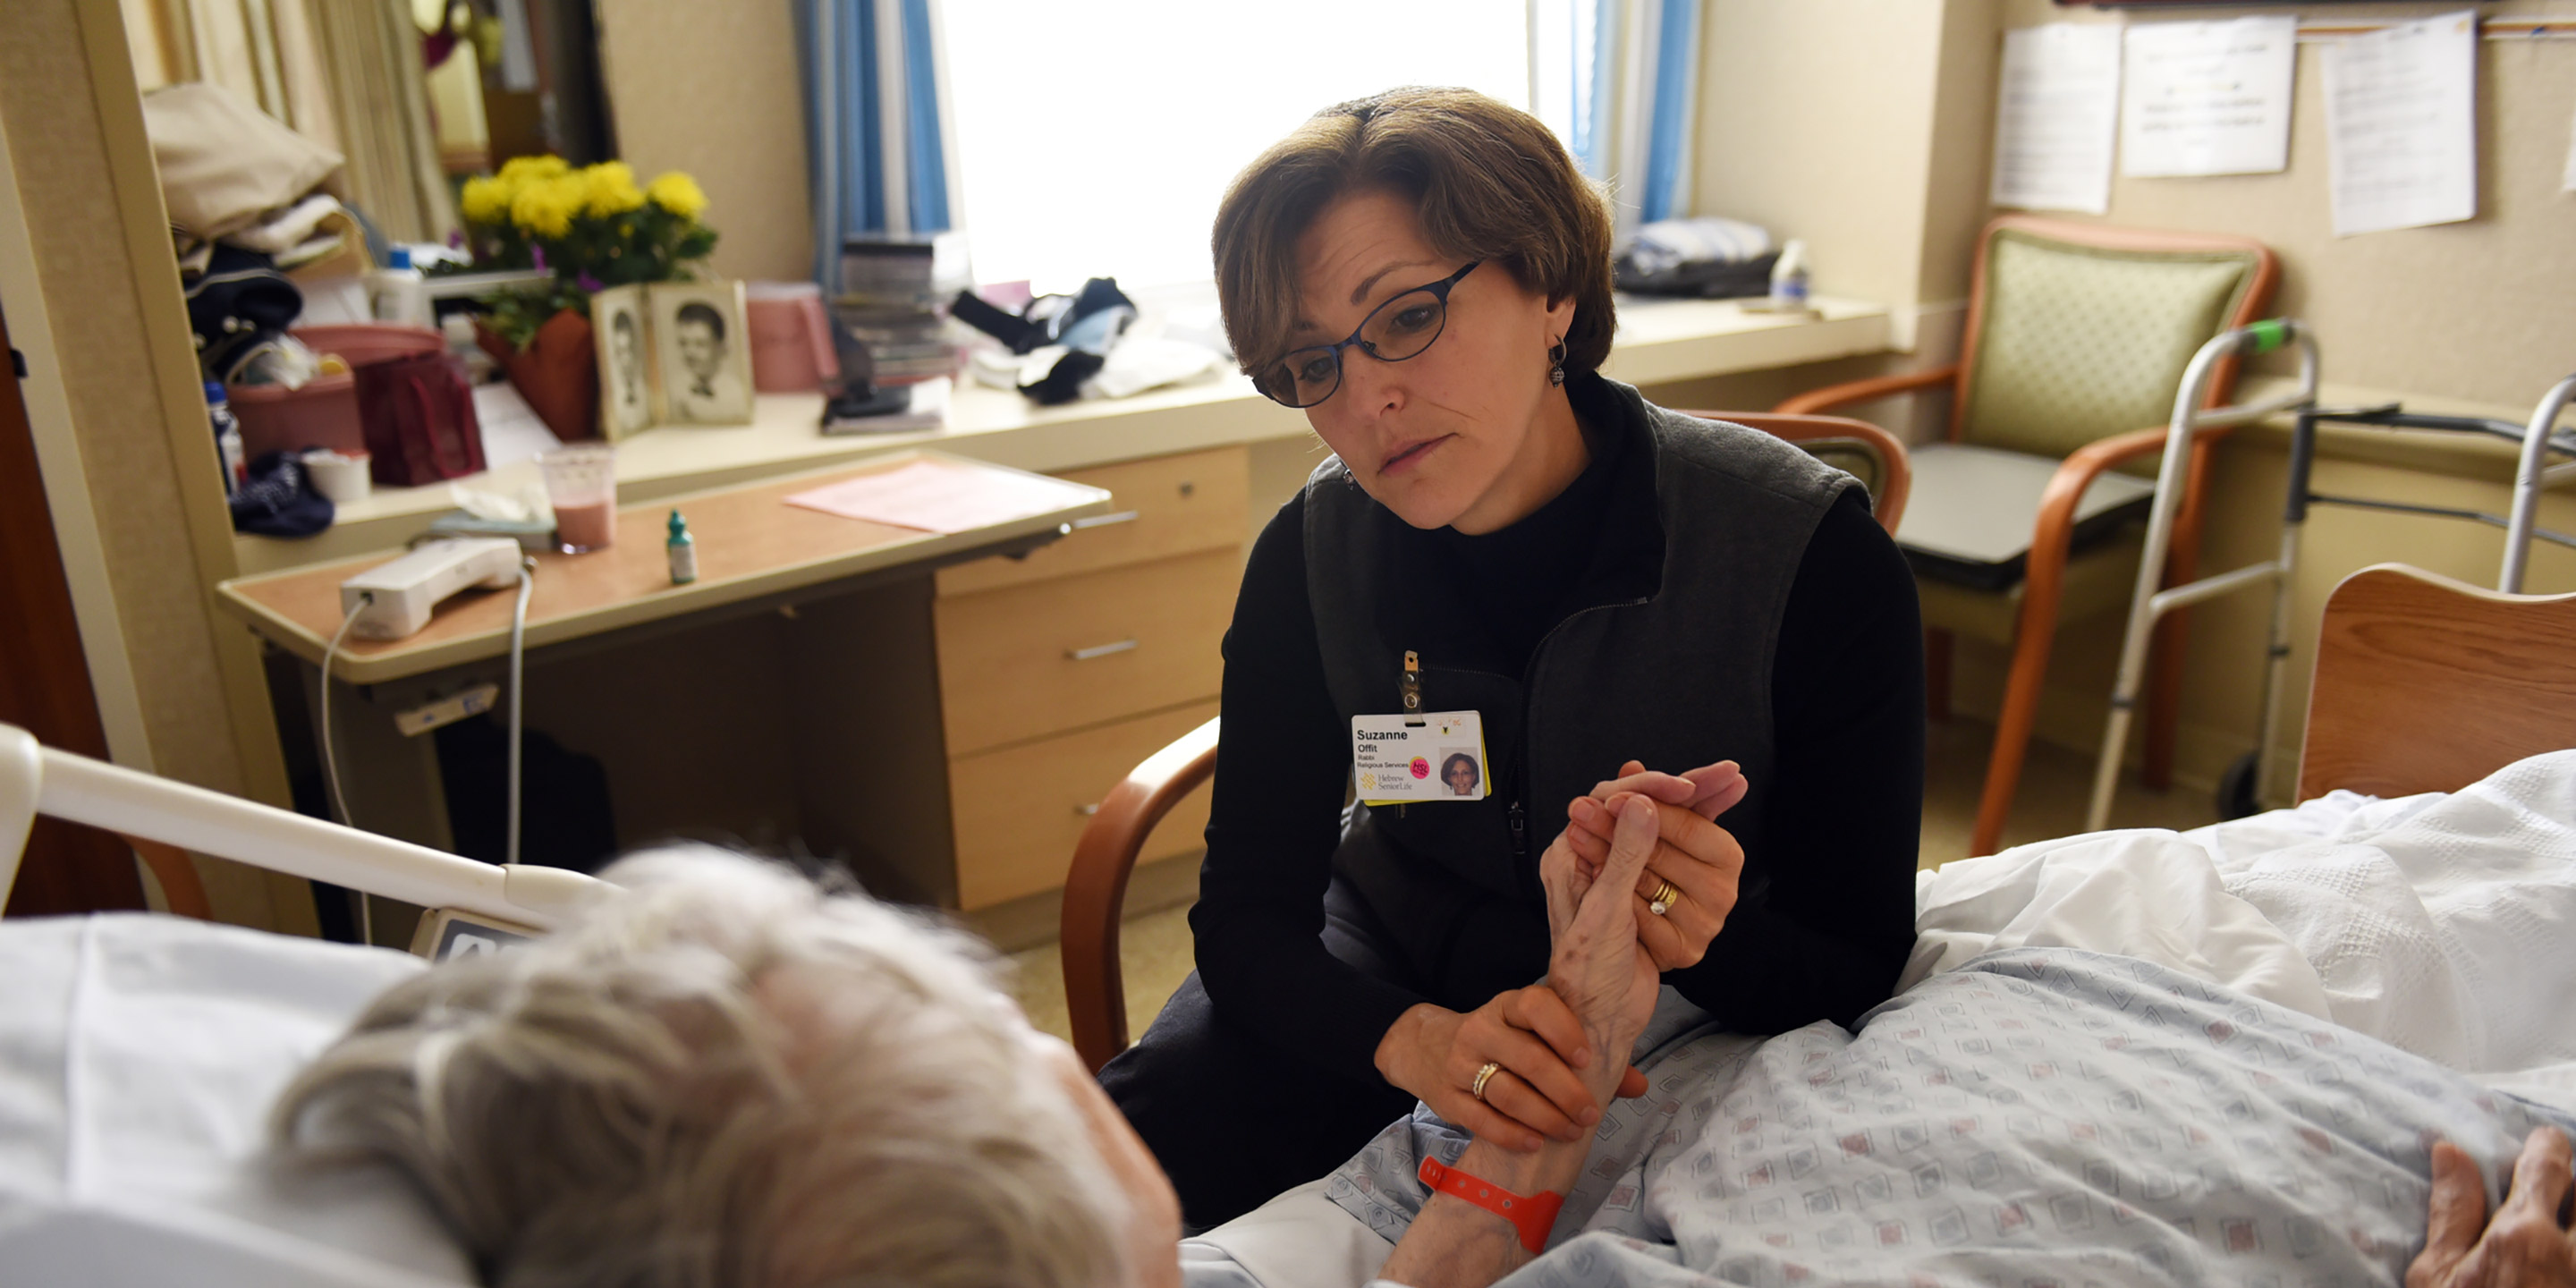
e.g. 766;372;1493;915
0;913;470;1287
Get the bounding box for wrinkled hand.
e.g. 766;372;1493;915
2411;1129;2576;1288
1539;794;1664;1055
1559;759;1748;970
1376;987;1619;1154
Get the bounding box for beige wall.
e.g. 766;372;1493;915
2;0;311;930
596;0;816;284
1694;1;1945;329
1695;1;1997;352
1690;0;2002;436
1997;0;2576;408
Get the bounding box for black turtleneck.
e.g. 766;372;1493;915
1426;409;1631;679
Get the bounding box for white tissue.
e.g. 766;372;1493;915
447;479;555;526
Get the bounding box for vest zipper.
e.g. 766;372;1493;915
1513;596;1651;886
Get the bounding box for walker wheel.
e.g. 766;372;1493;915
2216;751;2263;821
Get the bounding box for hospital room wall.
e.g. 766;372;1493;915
592;0;816;284
1997;0;2576;408
0;0;315;931
1963;0;2576;806
1643;0;2002;434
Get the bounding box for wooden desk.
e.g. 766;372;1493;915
219;451;1109;684
212;452;1113;940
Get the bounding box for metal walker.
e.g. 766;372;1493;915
2083;319;2576;831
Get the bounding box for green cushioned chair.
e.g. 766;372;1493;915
1779;216;2278;856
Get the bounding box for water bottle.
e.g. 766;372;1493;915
206;381;246;496
1768;239;1810;312
370;245;431;327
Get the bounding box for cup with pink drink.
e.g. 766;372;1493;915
538;445;618;554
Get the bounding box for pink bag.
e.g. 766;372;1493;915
747;282;842;393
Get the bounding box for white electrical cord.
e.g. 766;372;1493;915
506;557;535;868
315;557;538;945
318;594;371;946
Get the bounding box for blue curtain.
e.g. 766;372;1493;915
1563;0;1701;232
800;0;953;288
1637;0;1700;225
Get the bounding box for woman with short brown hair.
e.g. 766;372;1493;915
1097;87;1926;1229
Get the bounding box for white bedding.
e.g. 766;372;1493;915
4;750;2570;1287
0;915;465;1287
1912;749;2576;1110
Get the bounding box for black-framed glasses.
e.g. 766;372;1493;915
1252;261;1481;409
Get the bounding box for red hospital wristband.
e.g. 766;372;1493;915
1417;1156;1565;1255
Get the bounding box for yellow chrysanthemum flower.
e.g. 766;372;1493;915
510;175;583;239
581;161;646;217
496;154;570;184
459;174;513;225
646;171;708;219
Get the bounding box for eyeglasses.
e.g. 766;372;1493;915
1251;261;1480;409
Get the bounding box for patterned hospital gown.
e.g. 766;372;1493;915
1313;948;2576;1287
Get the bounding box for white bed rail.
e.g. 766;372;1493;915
0;723;603;931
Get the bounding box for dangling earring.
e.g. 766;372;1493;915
1547;338;1568;386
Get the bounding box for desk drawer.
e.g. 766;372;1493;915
935;547;1236;756
936;445;1250;597
949;699;1219;910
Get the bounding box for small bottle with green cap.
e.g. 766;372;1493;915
665;509;698;585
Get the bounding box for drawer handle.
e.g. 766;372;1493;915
1074;803;1101;817
1070;509;1141;531
1066;639;1140;661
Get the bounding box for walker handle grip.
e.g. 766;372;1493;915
2244;318;2292;355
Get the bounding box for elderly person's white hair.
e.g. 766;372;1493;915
273;846;1133;1288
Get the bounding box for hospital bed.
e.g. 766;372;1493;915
3;561;2573;1286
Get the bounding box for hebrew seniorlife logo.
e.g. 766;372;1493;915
1410;757;1430;779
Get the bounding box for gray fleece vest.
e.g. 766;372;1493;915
1301;379;1857;998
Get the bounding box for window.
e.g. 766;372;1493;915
944;1;1532;293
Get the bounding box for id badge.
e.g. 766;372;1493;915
1352;711;1489;804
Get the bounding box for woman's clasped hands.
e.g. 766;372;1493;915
1373;790;1678;1152
1558;758;1750;970
1373;759;1743;1153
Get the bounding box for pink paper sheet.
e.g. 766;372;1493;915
782;456;1095;534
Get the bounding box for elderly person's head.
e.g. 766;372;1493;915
272;847;1179;1288
1214;86;1614;534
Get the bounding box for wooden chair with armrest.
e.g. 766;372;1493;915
1057;417;1910;1073
1672;413;1911;532
1777;215;2279;856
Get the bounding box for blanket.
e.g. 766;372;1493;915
1322;948;2576;1287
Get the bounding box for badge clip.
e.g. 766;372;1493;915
1401;650;1426;727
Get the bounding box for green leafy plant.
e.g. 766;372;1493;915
477;278;594;352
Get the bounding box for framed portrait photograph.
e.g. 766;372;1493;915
590;284;655;440
647;279;754;426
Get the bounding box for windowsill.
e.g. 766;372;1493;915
233;292;1892;575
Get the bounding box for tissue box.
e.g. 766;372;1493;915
427;511;555;553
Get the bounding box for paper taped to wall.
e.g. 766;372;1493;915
2321;11;2479;237
1991;23;2123;215
2121;15;2296;178
2563;97;2576;194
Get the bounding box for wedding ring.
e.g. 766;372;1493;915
1648;879;1682;917
1471;1061;1503;1101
